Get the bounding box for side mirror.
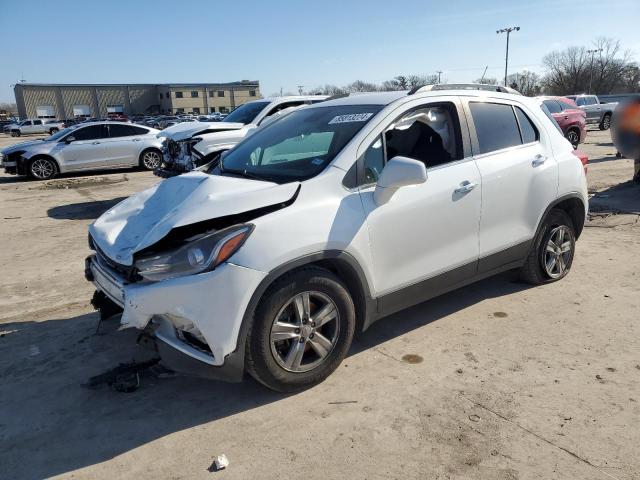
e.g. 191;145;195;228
65;136;76;143
373;156;427;206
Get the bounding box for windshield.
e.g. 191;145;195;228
223;101;269;124
48;125;79;141
213;105;383;183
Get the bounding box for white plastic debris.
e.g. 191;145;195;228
213;454;229;471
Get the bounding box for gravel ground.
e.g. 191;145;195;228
0;129;638;480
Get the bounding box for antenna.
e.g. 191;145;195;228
479;66;488;83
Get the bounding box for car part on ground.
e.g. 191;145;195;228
87;88;588;391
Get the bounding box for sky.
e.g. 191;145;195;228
1;0;639;103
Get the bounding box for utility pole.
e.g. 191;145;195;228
587;48;603;94
436;71;443;83
280;87;283;97
479;66;488;83
496;26;520;86
297;85;304;95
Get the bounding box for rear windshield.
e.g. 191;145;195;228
213;105;382;183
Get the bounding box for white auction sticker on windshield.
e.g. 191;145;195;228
328;113;374;124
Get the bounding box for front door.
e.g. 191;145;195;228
58;125;108;170
359;99;482;305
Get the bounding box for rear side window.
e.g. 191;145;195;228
108;124;137;137
72;125;107;141
542;100;562;114
469;102;521;154
514;107;538;144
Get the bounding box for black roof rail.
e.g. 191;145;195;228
325;93;350;101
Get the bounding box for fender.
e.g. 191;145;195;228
223;250;376;377
534;192;587;240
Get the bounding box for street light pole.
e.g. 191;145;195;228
497;26;520;86
586;48;603;94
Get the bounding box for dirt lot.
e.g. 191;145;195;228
0;130;638;480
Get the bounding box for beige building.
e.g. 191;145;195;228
14;81;260;119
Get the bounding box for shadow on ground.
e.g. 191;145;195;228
589;180;640;214
0;272;529;479
47;198;127;220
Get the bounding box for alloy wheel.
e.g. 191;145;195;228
603;115;611;129
567;130;578;146
142;151;161;169
269;291;340;373
543;226;573;278
30;159;54;179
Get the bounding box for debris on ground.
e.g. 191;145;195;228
328;400;358;405
209;454;229;472
83;358;161;393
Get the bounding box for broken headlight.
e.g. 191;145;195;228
135;224;254;282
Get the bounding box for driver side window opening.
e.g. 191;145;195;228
361;102;463;185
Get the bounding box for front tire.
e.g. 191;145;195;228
29;157;58;180
519;209;576;284
139;149;162;170
599;113;611;130
49;128;59;135
11;130;20;137
246;267;356;392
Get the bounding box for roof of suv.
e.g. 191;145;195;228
318;89;528;107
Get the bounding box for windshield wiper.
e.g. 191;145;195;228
220;167;269;182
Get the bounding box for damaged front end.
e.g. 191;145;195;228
85;172;300;381
155;136;208;178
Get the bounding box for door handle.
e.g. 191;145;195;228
532;154;546;167
454;180;478;194
564;115;569;120
92;141;101;145
132;138;141;142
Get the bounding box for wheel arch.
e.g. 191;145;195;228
232;251;374;365
537;194;586;240
27;153;60;171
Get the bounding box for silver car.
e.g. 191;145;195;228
0;122;163;180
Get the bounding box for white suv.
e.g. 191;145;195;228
155;96;327;176
86;89;588;391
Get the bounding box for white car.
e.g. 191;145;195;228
86;88;588;391
155;95;327;176
1;121;163;180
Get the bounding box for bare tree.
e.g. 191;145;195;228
0;102;17;114
345;80;380;93
542;37;632;95
473;77;498;85
506;70;542;96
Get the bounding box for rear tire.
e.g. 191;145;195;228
246;267;356;392
49;128;59;135
139;149;162;170
11;130;20;137
519;209;576;285
599;113;611;131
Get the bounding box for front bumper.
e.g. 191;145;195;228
86;254;267;373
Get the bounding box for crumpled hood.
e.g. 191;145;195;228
89;171;300;266
1;139;49;155
158;121;245;141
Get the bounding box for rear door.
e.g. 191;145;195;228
465;99;558;272
101;124;148;167
582;96;601;123
58;125;109;170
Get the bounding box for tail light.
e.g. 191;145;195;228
572;149;588;175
